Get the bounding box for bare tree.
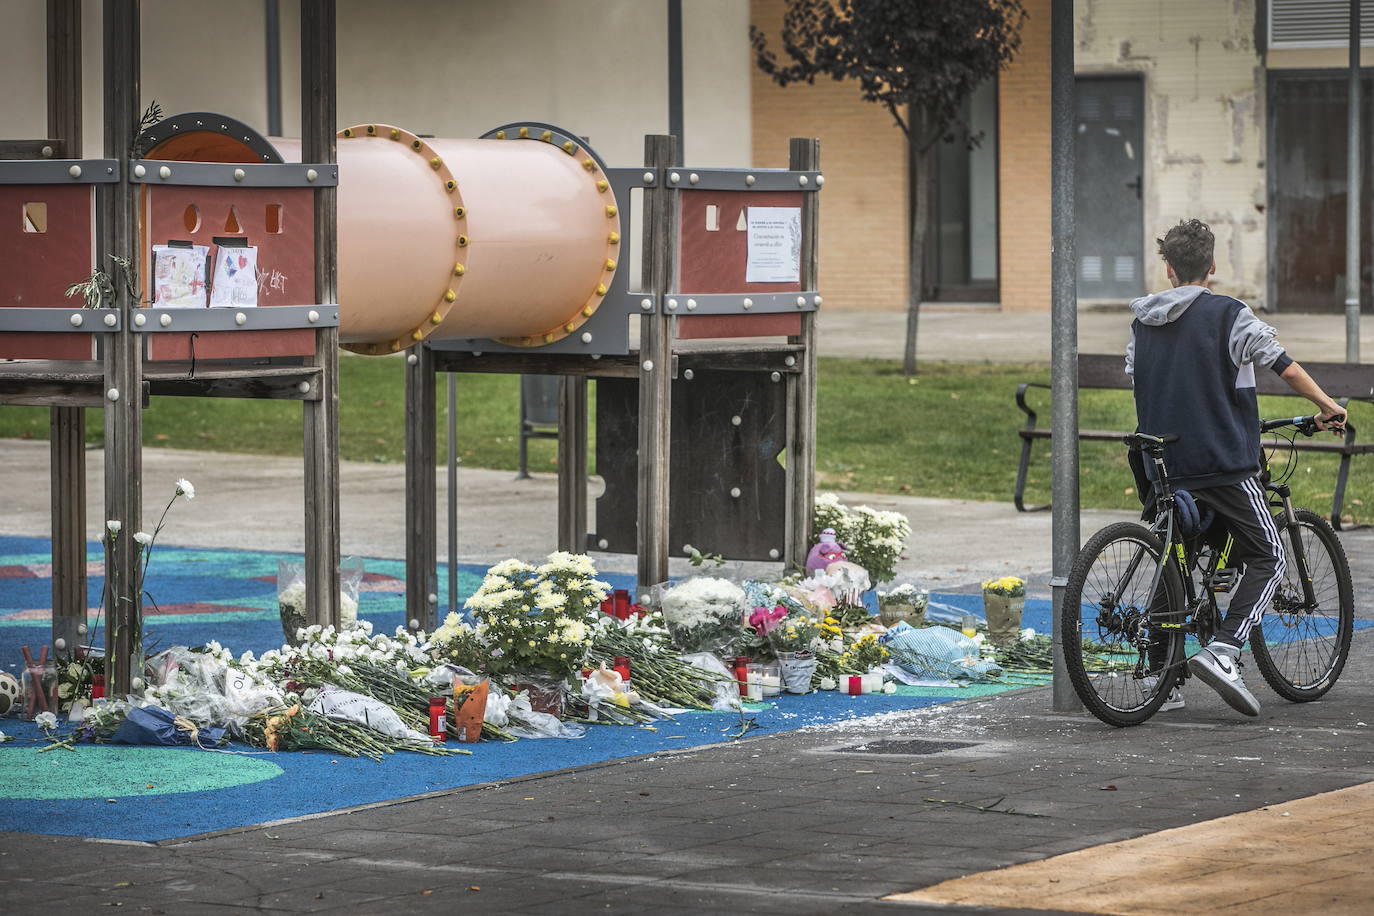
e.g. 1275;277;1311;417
752;0;1025;375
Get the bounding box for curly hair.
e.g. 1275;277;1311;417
1156;219;1214;283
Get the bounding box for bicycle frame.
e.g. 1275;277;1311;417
1131;443;1320;678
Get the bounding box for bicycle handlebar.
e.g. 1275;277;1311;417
1260;413;1346;437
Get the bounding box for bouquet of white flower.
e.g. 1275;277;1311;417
813;493;911;584
463;552;610;680
656;576;747;655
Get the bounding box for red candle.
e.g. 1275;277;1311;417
613;589;631;619
848;676;863;696
428;697;447;743
613;655;632;687
733;656;750;698
91;674;105;701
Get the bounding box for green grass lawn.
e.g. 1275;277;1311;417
1;355;1367;523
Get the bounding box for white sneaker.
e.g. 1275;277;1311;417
1187;644;1260;717
1142;675;1186;711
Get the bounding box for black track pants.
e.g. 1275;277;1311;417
1189;477;1286;647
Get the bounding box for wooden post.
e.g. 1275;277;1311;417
47;0;86;654
637;135;677;587
405;346;437;632
556;376;588;552
101;0;143;693
785;138;820;571
301;0;341;627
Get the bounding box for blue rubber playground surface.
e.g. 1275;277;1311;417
0;535;1040;842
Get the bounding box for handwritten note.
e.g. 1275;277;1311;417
745;207;801;284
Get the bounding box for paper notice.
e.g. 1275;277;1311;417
152;244;209;307
209;245;259;307
745;206;801;283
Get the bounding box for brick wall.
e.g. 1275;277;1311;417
998;0;1054;313
750;0;910;312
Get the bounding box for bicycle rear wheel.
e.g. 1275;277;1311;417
1250;508;1353;701
1062;522;1186;727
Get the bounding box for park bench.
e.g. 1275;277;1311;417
1014;353;1374;529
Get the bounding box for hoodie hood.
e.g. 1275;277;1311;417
1129;286;1208;325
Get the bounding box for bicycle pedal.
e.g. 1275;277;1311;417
1208;568;1239;594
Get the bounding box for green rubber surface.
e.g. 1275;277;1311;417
0;746;283;799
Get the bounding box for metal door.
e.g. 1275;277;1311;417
1075;76;1145;300
1268;72;1372;313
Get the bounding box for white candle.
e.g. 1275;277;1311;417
746;674;764;701
761;675;782;697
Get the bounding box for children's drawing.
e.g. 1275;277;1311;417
209;245;260;307
152;244;209;308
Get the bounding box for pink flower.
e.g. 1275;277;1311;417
748;605;788;635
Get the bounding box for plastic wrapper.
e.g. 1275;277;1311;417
277;558;363;645
452;680;489;743
484;689;584;739
654;576;747;655
676;652;741;710
308;684;430;743
110;704;225;747
880;622;1001;682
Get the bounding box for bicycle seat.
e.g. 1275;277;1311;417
1124;431;1180;449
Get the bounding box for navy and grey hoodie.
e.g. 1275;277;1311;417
1125;287;1292;489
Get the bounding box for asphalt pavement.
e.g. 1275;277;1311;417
2;307;1372;913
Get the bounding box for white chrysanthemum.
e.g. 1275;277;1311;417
105;520;122;536
176;478;195;499
133;531;153;546
488;558;534;578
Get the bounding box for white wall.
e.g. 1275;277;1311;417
1076;0;1266;305
1;0;751;171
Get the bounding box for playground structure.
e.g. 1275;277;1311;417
0;1;820;690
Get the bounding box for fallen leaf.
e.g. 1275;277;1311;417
114;881;133;888
146;784;154;789
1101;785;1118;791
154;433;169;440
421;890;434;896
523;797;535;801
468;886;481;892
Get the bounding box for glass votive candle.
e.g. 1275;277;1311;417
760;661;782;697
745;662;766;701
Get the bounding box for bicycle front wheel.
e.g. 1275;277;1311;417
1062;522;1186;727
1250;508;1353;701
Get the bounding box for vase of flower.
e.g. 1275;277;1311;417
776;650;817;694
981;576;1026;644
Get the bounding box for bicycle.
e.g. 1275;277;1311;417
1061;415;1355;727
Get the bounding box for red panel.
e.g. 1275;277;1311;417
0;185;97;359
678;190;805;295
675;314;802;340
142;185;318;361
146;328;315;361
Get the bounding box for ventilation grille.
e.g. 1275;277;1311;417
1270;0;1374;49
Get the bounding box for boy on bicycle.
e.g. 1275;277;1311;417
1126;218;1345;716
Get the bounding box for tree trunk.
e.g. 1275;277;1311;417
903;115;932;377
